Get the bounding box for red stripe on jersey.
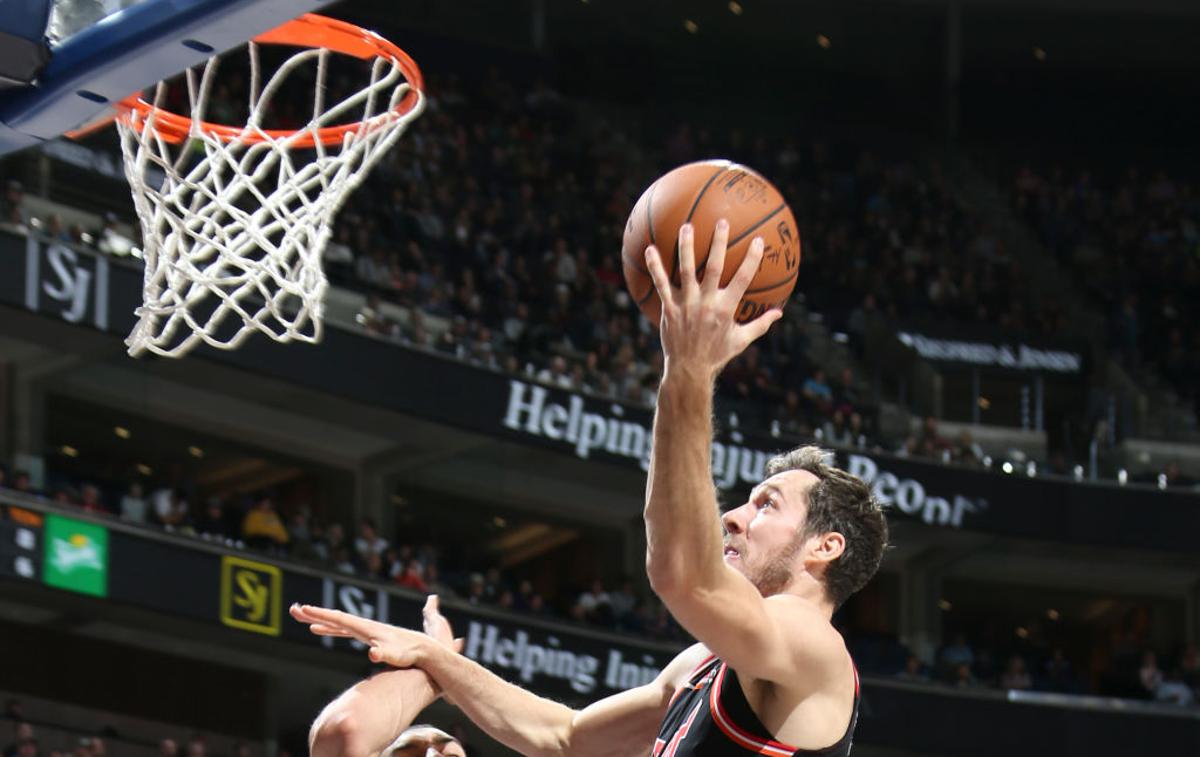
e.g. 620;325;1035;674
708;663;798;757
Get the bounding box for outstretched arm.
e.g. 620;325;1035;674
294;601;709;757
309;669;439;757
302;596;456;757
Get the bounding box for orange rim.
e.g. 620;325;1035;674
117;13;424;147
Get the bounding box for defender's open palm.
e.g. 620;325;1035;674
645;221;781;378
290;595;461;667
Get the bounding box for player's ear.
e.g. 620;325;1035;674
811;531;845;564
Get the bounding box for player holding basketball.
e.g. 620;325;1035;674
293;221;888;757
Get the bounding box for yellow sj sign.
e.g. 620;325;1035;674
220;555;282;636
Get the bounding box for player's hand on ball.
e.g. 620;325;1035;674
645;220;782;377
290;603;434;668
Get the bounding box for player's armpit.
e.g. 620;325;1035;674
658;569;846;688
562;643;712;757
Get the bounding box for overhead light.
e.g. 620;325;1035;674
1046;608;1060;621
1117;469;1128;486
683;19;699;34
816;34;831;49
114;426;131;439
1033;47;1047;62
1026;461;1037;477
136;463;153;476
1015;627;1029;639
728;1;743;14
1002;462;1014;474
1158;473;1168;490
938;599;952;611
61;445;79;458
188;445;204;459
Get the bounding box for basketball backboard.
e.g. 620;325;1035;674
0;0;337;156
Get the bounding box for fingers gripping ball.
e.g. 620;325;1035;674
622;160;801;325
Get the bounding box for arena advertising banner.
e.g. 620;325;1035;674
893;323;1086;376
41;513;108;597
94;524;676;702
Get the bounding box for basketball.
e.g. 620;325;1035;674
621;159;801;326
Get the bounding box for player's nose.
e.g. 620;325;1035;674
721;504;747;534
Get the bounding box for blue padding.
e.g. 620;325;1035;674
0;0;337;155
0;0;52;41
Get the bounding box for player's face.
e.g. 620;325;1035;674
720;470;816;596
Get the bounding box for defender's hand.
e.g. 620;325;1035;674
645;220;781;379
422;594;464;653
290;603;436;668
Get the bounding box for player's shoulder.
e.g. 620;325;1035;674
762;595;850;666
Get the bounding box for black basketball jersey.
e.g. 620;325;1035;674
651;655;860;757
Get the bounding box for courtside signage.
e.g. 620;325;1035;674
42;514;108;597
219;555;283;636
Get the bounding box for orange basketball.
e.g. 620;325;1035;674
621;159;801;326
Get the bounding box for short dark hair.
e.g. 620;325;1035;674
765;446;887;609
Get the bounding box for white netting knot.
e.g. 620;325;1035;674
117;36;423;357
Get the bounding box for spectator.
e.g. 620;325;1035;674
1;180;25;227
159;739;178;757
354;518;389;564
939;633;975;673
194;498;233;540
287;509;316;559
241;495;289;550
822;410;853;448
1000;655;1032;691
1139;651;1163;697
576;578;613;626
4;723;34;757
895;655;930;683
395;559;429;592
802;369;834;414
482;567;508;602
118;482;149;523
314;522;347;562
185;736;205;757
423;563;454;598
1042;648;1076;693
1156;669;1195;706
9;471;34;496
610;578;638;626
465;573;486;605
151;487;189;530
919;417;951;457
333;546;356;575
951;662;978;689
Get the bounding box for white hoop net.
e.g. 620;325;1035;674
117;38;423;357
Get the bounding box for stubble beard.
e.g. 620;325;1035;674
746;529;807;597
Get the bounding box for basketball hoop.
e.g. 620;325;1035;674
114;13;424;358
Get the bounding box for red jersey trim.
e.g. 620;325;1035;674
708;663;798;757
669;654;719;708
